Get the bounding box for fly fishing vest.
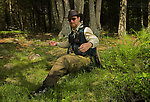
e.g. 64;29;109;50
67;26;97;57
67;26;103;68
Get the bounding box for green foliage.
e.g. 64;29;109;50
1;83;29;102
0;31;22;34
102;29;149;72
101;28;150;101
111;72;150;101
0;29;149;101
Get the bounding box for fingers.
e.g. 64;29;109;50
79;42;93;52
78;45;86;52
78;43;91;52
49;40;57;46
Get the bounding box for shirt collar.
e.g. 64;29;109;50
72;23;83;32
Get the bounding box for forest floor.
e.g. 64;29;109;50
0;33;146;102
0;34;138;84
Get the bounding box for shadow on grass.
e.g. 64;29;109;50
0;42;18;80
0;40;94;101
0;92;2;101
0;42;52;90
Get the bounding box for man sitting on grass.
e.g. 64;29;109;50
29;9;102;98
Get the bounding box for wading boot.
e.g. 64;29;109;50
28;85;48;99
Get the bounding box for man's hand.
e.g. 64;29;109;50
49;40;57;46
78;42;93;52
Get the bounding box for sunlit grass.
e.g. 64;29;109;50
0;29;149;101
0;30;23;34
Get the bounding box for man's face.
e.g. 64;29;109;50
69;16;80;29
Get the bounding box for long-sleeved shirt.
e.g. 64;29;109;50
56;23;99;48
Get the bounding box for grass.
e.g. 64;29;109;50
0;30;149;102
0;30;23;34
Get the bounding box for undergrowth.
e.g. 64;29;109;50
101;28;150;101
0;29;149;102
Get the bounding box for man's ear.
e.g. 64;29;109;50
78;16;81;21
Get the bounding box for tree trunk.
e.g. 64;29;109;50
51;0;60;31
56;0;64;24
39;0;47;32
96;0;102;31
47;1;52;31
118;0;127;37
141;0;144;27
74;0;84;24
89;0;101;37
9;0;13;28
16;5;21;30
148;0;150;28
74;0;84;14
32;1;41;32
0;0;6;30
41;5;47;32
4;0;11;29
12;0;18;28
58;0;71;39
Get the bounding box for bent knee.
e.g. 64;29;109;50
58;55;73;60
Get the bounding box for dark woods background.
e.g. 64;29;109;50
101;0;148;32
0;0;148;35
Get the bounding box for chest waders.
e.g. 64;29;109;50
67;26;103;68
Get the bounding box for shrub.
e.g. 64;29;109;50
101;28;150;101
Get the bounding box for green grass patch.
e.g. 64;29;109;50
0;30;23;34
0;28;149;101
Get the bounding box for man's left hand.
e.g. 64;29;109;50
78;42;93;52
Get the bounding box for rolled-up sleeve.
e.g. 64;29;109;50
84;27;99;48
56;41;70;48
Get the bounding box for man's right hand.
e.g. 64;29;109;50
49;40;57;46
